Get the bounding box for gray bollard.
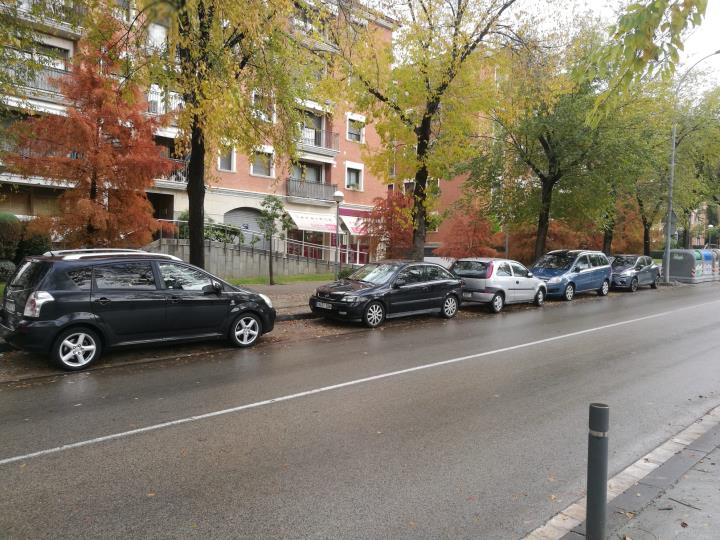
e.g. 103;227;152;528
586;403;609;540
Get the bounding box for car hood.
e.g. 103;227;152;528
316;279;378;295
530;266;569;278
611;264;634;274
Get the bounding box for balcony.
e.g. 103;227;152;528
13;0;86;38
287;178;337;202
297;127;339;158
157;158;189;185
9;65;69;102
147;87;183;126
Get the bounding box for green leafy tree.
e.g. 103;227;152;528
257;195;293;285
327;0;520;259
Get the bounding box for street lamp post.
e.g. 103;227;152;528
333;190;344;280
663;49;720;283
706;223;714;247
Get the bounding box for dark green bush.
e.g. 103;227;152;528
0;260;16;281
15;227;52;264
338;267;355;279
0;213;22;261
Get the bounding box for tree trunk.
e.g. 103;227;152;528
268;235;274;285
187;115;206;268
643;222;651;256
534;180;554;261
410;115;432;260
602;224;614;255
682;227;691;249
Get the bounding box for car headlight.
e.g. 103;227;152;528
258;293;273;309
621;270;634;276
342;295;360;303
548;276;562;284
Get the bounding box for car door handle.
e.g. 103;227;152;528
94;297;111;305
516;280;520;284
169;296;181;304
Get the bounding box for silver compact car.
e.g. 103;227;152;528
450;258;547;313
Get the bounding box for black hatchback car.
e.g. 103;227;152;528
0;250;276;370
309;260;462;327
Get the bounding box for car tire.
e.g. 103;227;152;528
51;327;102;371
629;278;638;292
363;301;386;328
229;312;262;348
598;280;610;296
562;283;575;301
489;292;504;313
534;288;545;306
651;274;660;289
441;294;459;319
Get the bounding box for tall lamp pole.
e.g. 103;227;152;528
333;190;345;280
663;49;720;283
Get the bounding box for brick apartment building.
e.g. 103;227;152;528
0;1;395;265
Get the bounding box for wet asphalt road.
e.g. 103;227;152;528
2;285;720;539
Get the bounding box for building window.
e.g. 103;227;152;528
251;152;274;177
291;162;323;183
346;167;362;190
252;92;274;123
218;148;234;172
347;119;364;142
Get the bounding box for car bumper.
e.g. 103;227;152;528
611;276;631;288
309;296;367;320
262;308;276;333
543;283;564;297
0;318;58;353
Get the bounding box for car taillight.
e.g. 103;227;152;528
486;261;494;278
23;291;54;318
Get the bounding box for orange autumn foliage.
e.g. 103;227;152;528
3;22;175;248
434;211;502;259
508;221;603;265
364;191;414;259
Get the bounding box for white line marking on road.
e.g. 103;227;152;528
524;403;720;540
2;299;720;467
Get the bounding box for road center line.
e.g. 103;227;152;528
3;298;720;467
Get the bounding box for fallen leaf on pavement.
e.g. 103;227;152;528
681;521;688;528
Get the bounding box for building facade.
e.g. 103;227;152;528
1;1;393;266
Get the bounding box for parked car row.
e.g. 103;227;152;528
0;248;663;372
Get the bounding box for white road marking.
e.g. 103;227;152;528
2;299;720;467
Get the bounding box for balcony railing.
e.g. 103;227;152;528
287;178;337;201
298;127;339;152
10;65;69;95
159;158;189;184
147;87;183;117
15;0;87;27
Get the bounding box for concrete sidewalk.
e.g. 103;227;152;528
562;420;720;540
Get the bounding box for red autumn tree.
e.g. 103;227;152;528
3;18;174;248
508;221;603;265
434;205;502;259
364;191;414;259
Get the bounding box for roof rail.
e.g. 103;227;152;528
44;248;145;256
57;251;181;261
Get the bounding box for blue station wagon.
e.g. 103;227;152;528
530;250;612;301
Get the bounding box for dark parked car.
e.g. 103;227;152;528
610;255;660;291
0;250;276;370
309;260;462;327
531;250;612;300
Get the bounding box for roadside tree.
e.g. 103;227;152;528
257;195;293;286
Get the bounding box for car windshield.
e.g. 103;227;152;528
452;260;490;278
534;252;576;269
348;263;401;285
612;256;638;268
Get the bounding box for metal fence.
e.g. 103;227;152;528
286;178;337;201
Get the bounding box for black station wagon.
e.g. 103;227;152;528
0;250;276;370
309;260;463;327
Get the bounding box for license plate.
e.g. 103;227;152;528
4;299;14;313
316;301;333;310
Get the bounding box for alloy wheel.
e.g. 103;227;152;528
630;278;638;292
365;303;385;327
492;294;504;313
535;289;545;306
564;284;575;301
58;332;97;368
442;296;458;318
234;316;260;346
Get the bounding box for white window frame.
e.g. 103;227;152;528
345;161;364;191
346;112;366;143
251;90;277;124
217;147;235;172
250;145;275;178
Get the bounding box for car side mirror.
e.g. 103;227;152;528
203;281;222;295
573;266;580;273
394;278;406;288
527;272;533;278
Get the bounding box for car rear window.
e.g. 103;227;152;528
45;267;93;291
8;260;51;291
452;261;490;278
